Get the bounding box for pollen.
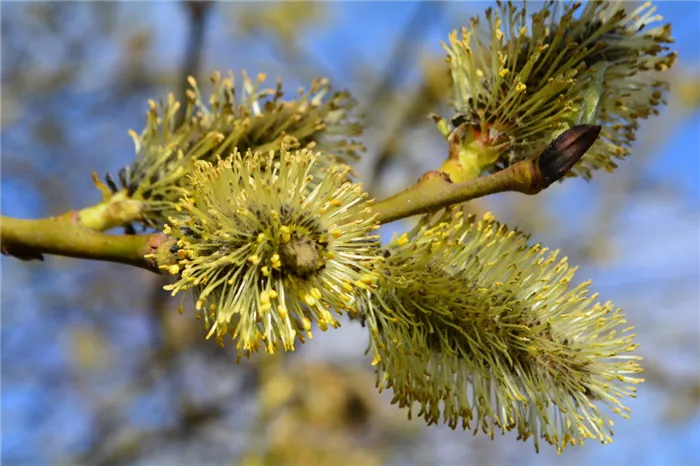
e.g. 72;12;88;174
302;317;312;331
310;288;322;300
396;232;410;246
280;226;291;243
304;294;317;307
270;254;282;269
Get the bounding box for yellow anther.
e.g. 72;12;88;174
359;274;375;285
302;317;312;331
280;226;291;243
304;294;317;306
271;254;281;269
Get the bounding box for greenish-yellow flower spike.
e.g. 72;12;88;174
104;71;364;227
163;148;380;358
442;1;675;179
363;210;642;453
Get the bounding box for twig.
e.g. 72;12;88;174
1;126;600;267
176;1;212;127
371;125;601;224
365;1;443;118
0;214;174;272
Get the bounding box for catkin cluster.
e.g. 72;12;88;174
124;0;675;453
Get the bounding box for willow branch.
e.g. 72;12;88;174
1;125;600;269
372;125;601;224
0;214;175;272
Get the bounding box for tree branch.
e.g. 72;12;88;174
371;125;601;224
0;214;174;272
1;126;600;268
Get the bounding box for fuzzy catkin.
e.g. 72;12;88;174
444;1;675;178
163;148;380;357
107;71;364;227
363;210;642;453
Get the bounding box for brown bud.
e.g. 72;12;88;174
537;125;602;186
